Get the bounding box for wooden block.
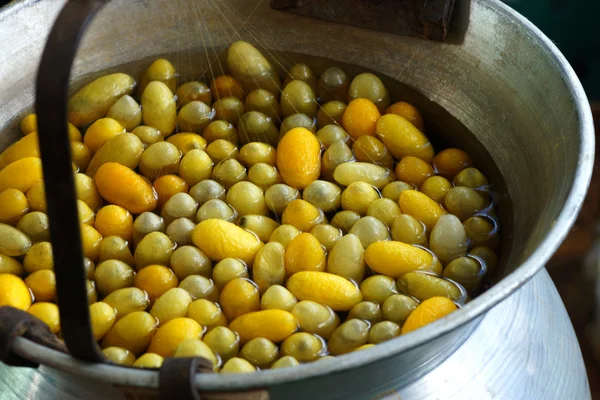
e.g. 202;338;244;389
269;0;456;41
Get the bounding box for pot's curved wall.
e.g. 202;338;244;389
3;0;586;277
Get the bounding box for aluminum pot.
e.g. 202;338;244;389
0;0;594;399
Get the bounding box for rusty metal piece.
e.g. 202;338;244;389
0;306;67;368
35;0;107;363
269;0;456;41
121;386;271;400
157;358;270;400
159;357;212;400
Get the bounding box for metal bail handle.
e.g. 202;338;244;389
35;0;108;362
33;3;254;399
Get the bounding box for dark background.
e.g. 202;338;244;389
504;0;600;100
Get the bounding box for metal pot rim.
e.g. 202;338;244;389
6;0;595;392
